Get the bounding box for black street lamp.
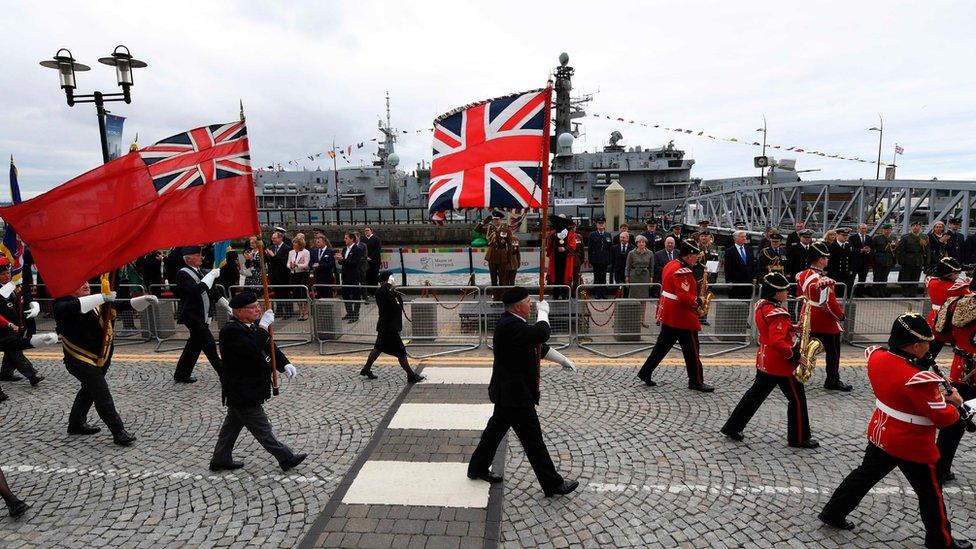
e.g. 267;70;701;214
40;45;147;164
869;115;883;180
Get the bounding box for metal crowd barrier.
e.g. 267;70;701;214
697;283;755;357
484;285;573;350
845;282;930;348
228;285;312;349
313;284;376;355
32;284;152;347
398;285;482;358
150;284;230;352
575;283;660;358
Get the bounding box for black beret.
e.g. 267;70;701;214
949;217;962;224
502;286;530;305
888;312;934;348
229;290;258;309
378;270;394;283
182;245;203;255
645;219;657;225
680;240;701;256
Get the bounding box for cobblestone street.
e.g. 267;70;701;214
1;347;973;548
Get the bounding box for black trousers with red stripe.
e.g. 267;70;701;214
936;383;976;480
821;443;954;549
637;324;704;386
811;331;842;386
722;370;810;445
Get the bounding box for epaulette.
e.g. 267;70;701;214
949;281;969;292
766;308;790;319
935;295;962;333
674;267;693;275
865;345;882;360
951;294;976;329
905;370;945;386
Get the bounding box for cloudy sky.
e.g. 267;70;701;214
1;0;974;199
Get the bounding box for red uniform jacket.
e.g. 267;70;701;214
865;346;959;463
754;299;797;377
949;318;976;385
927;277;970;343
545;230;576;285
796;268;844;334
657;259;700;331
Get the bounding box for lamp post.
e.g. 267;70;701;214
756;116;767;184
869;115;883;180
40;46;147;164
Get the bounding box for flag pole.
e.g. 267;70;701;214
537;82;554;301
241;99;280;396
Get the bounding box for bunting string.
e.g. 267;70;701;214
257;127;434;172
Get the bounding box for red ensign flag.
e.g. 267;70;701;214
0;121;260;297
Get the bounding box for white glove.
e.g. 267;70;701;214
544;347;577;372
536;299;551;324
217;296;231;314
284;364;297;379
78;293;107;314
0;280;19;298
102;291;117;303
557;229;569;240
26;301;40;319
201;269;220;289
29;333;59;347
129;294;158;312
259;309;275;329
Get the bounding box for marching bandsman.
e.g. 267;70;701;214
871;223;896;297
819;313;971;549
757;232;787;276
720;272;817;448
926;257;971;359
935;293;976;484
478;211;517;295
209;291;307;472
54;282;158;446
358;271;425;383
467;287;578;497
796;241;851;391
0;258;44;386
637;240;713;392
173;246;228;383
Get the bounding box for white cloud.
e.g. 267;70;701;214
1;0;973;199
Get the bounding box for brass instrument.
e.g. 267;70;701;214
696;273;714;316
793;296;825;383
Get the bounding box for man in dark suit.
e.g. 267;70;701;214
137;251;165;296
338;232;364;321
468;287;578;497
362;226;382;295
173;246;227;384
786;221;806;248
587;217;612;298
786;229;814;280
265;231;292;316
654;236;678;284
849;223;873;296
164;248;185;291
209;290;306;472
609;231;635;294
723;230;756;298
947;217;966;263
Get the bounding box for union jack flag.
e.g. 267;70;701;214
427;88;551;217
139;121;250;195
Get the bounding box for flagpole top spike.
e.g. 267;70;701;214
239;99;245;122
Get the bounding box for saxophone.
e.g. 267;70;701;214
696;273;713;316
793;296;825;383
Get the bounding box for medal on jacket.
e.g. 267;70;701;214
559;239;565;245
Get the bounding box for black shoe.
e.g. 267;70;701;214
790;439;820;449
407;374;426;384
467;471;503;484
174;377;198;384
818;512;855;530
943;471;957;483
720;427;744;441
0;391;8;402
0;374;22;382
825;382;852;392
689;383;715;393
113;430;136;446
280;453;308;472
638;374;657;387
359;367;378;380
544;479;579;497
67;423;101;435
28;375;45;387
950;540;974;549
209;460;245;472
8;499;28;519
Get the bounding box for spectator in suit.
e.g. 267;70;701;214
786;221;806;248
849;223;873;296
265;231;292;317
164;248;185;292
362;226;382;294
337;232;364;322
610;231;634;295
786;229;814;280
723;230;756;298
612;223;630;246
137;251;165;297
310;234;338;297
653;236;678;285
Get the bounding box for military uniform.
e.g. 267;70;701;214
827;236;854;298
587;221;612;297
640;227;665;252
0;284;40;384
785;240;812;280
896;228;928;296
479;215;517;293
935;294;976;482
722;273;814;447
871;230;896;296
820;319;967;549
758;243;788;277
796;242;850;391
637;241;712;391
926;260;971;359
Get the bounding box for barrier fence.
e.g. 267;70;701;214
20;278;951;356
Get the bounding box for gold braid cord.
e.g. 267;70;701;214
952;295;976;328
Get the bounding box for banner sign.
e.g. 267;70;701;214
380;247;542;274
104;114;126;160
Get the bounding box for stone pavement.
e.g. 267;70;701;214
0;344;973;548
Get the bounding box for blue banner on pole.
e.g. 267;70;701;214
105;114;126;160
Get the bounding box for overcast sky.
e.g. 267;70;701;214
1;0;974;199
